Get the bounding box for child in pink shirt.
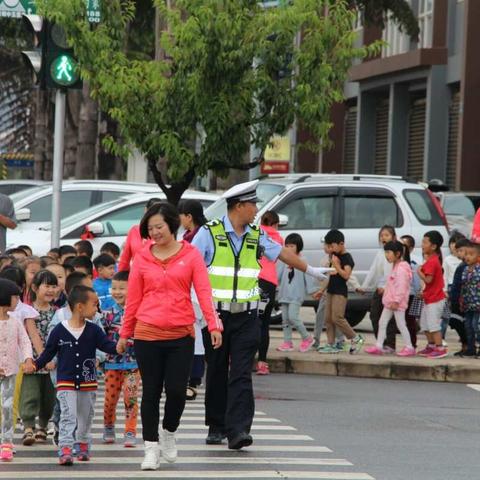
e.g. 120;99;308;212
366;241;415;357
0;279;35;461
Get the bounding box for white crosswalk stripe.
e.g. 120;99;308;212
8;386;375;479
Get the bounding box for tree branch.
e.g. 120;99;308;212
147;154;168;192
210;156;264;172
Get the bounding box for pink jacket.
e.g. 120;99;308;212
118;225;152;272
259;226;284;285
120;241;222;338
382;261;412;311
0;315;33;376
472;208;480;243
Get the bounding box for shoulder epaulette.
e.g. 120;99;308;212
206;219;220;227
249;223;260;231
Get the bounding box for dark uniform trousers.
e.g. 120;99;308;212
202;309;260;439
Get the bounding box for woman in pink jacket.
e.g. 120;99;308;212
117;197;162;272
257;211;283;375
117;202;222;471
365;240;415;357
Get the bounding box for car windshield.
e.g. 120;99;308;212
443;195;476;220
11;185;50;204
41;198;127;231
205;183;285;220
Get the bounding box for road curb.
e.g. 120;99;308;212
267;353;480;383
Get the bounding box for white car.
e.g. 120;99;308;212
8;190;219;255
0;180;47;196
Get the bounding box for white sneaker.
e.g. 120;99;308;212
141;441;160;470
161;429;177;463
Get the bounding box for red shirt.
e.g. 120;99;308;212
421;254;446;304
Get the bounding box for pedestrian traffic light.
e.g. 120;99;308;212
21;14;47;89
44;22;83;90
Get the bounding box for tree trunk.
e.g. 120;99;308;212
75;83;98;179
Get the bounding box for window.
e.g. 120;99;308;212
343;196;402;228
101;190;133;203
382;11;410;57
95;203;146;236
276;195;334;230
443;195;476;221
26;190;92;222
418;0;434;48
403;189;443;226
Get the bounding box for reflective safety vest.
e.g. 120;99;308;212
206;219;262;303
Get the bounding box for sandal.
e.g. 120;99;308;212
22;428;35;446
35;428;47;443
186;386;197;401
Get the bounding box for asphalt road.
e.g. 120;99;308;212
254;374;480;480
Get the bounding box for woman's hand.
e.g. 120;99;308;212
117;338;128;354
210;330;222;350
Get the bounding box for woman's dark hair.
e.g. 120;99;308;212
29;269;58;303
285;233;304;253
139;201;180;239
384;240;410;264
261;211;280;227
178;199;207;227
0;278;21;307
0;266;26;290
424;230;444;264
379;225;397;241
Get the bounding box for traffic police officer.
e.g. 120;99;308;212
192;180;327;450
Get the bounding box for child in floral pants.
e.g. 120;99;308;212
101;271;140;447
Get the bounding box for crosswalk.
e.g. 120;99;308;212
7;385;375;479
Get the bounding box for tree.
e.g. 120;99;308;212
36;0;380;204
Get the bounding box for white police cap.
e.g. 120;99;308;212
222;179;259;203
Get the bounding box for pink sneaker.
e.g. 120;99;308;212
256;362;270;375
0;443;13;462
299;337;314;353
365;346;384;355
276;341;294;352
397;346;416;357
418;345;435;357
428;347;448;359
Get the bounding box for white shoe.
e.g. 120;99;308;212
141;441;160;470
161;429;177;463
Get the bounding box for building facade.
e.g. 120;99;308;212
297;0;479;192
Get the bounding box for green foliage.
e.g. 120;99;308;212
36;0;380;203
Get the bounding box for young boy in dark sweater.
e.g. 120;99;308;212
27;285;117;466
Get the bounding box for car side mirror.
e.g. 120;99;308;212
278;214;289;227
86;221;104;236
16;207;31;222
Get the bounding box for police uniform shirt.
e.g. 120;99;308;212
192;215;282;265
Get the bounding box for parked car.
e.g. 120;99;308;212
434;191;476;237
205;174;450;326
0;180;47;196
7;190;219;255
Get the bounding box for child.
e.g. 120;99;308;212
366;241;415;356
17;245;33;257
20;270;58;445
460;242;480;357
101;271;140;447
47;248;60;262
358;225;397;352
449;238;470;356
417;231;447;359
45;263;68;309
74;240;93;259
100;242;121;263
0;279;35;461
257;211;283;374
23;256;41;304
58;245;77;265
276;234;317;353
0;255;13;271
93;254;116;310
29;285;117;466
71;256;94;278
318;230;364;354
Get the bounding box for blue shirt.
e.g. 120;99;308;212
192;215;282;265
93;277;115;310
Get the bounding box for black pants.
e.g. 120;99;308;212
189;355;205;388
371;291;397;349
258;279;276;362
134;336;194;441
202;309;260;440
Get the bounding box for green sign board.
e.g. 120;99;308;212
50;54;80;86
0;0;101;22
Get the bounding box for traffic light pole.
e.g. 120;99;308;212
51;89;66;249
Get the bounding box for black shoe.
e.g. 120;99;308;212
205;427;226;445
462;350;476;357
228;432;253;450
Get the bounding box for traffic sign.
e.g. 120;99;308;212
50;54;80;87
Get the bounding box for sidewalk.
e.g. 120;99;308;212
266;329;480;384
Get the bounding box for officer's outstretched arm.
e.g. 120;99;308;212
278;247;329;280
